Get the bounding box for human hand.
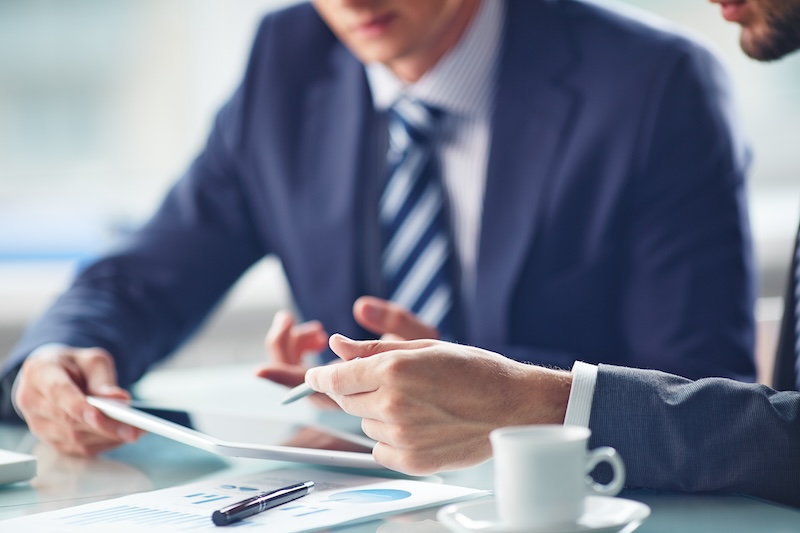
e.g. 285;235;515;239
254;310;338;408
255;298;436;403
352;296;438;341
14;345;143;457
306;334;572;475
254;310;328;387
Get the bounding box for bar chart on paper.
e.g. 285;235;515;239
0;468;487;532
60;504;255;529
59;486;268;529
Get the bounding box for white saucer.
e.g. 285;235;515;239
437;495;650;533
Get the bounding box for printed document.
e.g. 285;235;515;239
1;467;487;532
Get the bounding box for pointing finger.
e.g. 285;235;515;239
305;355;379;396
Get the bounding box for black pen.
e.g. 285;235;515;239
211;480;315;526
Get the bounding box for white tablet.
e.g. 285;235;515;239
87;397;382;470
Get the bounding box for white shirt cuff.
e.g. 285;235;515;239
563;361;598;427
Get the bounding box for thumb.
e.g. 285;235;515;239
328;333;435;360
80;349;128;399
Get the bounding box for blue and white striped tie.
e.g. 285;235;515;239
380;98;455;338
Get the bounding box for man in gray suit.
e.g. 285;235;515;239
303;0;800;508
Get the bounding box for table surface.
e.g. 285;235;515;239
1;364;799;532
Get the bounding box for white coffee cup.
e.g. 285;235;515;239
489;425;625;530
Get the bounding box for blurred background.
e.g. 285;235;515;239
1;0;798;380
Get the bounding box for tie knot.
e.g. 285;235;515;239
388;98;440;151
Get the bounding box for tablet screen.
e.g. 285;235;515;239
113;400;375;455
88;397;381;468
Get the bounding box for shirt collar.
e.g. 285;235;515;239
365;0;505;119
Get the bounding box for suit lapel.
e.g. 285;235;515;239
470;0;579;345
296;43;374;324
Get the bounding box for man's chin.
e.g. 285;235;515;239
740;30;800;61
740;35;773;60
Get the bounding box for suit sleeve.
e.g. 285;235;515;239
0;24;271;390
588;364;800;507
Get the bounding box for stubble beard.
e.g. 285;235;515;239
741;0;800;61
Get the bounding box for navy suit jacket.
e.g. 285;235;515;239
2;1;755;397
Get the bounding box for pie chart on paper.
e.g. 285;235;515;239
327;489;412;504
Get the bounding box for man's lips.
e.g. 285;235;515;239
352;13;396;38
713;0;751;23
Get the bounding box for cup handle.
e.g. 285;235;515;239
584;447;626;496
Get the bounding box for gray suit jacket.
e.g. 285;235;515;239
590;282;800;507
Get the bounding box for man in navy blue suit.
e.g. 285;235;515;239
305;0;800;508
3;1;754;457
